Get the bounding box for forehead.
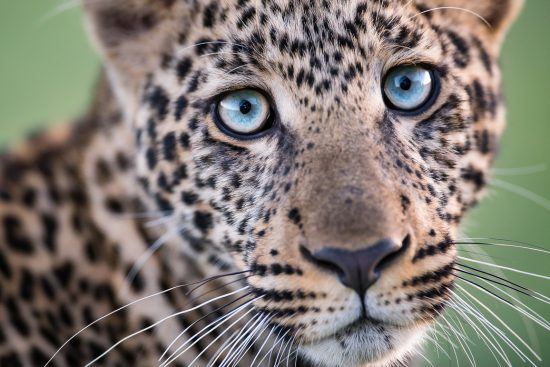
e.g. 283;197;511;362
177;0;444;99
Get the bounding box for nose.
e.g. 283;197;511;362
301;237;408;297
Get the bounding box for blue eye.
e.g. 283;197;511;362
383;65;436;112
216;89;272;135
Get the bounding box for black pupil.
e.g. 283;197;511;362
399;76;412;91
239;100;252;114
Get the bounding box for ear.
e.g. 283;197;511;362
416;0;524;44
83;0;189;95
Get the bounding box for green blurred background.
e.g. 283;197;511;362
0;1;548;366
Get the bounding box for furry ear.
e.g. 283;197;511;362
416;0;524;43
83;0;189;92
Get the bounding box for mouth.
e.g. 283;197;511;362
297;315;425;367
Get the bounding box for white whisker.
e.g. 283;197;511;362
493;164;546;176
448;297;511;366
409;7;492;29
224;313;270;367
125;225;183;286
44;281;210;366
83;286;249;366
458;256;550;280
457;285;541;364
161;296;253;363
491;178;550;211
161;297;258;367
185;300;264;367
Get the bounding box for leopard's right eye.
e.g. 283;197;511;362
383;65;439;113
214;89;274;137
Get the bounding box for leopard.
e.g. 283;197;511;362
0;0;529;366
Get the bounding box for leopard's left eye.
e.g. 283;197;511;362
383;65;438;112
215;89;272;136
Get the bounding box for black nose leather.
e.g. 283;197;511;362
303;239;404;297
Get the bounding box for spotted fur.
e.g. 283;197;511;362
0;0;523;366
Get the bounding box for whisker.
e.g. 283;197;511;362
456;248;512;261
144;215;175;229
434;308;475;366
455;267;534;298
206;326;240;367
250;321;278;366
454;292;531;365
457;284;542;364
250;327;282;367
433;316;462;366
456;262;550;303
185;298;265;367
409;6;492;29
161;296;258;366
159;288;253;362
208;313;271;367
39;0;81;23
453;293;522;365
284;336;297;367
491;178;550;211
458;256;550;280
474;277;550;330
83;286;249;366
125;225;183;286
185;273;252;297
275;336;294;367
44;271;247;367
223;312;271;367
429;326;457;360
456;239;550;255
448;297;512;366
225;64;250;75
444;312;477;364
492;164;547;176
258;328;291;367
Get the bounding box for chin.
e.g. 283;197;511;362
298;320;427;367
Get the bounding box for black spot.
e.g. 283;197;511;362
41;213;58;252
3;215;34;254
400;195;411;212
145;148;158;170
0;249;12;279
203;2;218;28
147;86;170;121
461;166;486;191
288;208;301;225
0;353;24;367
30;346;49;366
181;191;199;205
105;198;124;214
174;95;188;121
176;58;193;81
53;262;74;288
162;132;177;161
21;187;37;208
194;211;213;233
6;297;30;336
19;269;34;301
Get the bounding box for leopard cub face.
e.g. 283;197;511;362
85;0;523;365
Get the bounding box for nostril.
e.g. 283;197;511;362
375;234;410;272
299;245;346;277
